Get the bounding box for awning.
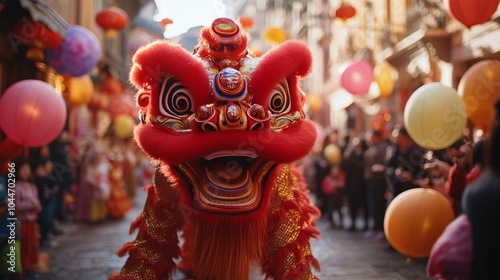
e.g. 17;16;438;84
19;0;68;36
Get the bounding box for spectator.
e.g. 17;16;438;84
343;137;369;231
321;165;345;229
16;160;42;279
363;130;389;237
385;127;426;201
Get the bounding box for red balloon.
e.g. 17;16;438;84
445;0;500;28
0;138;23;162
0;80;67;147
340;60;374;96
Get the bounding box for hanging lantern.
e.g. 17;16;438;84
445;0;500;28
238;16;255;30
331;2;357;23
375;63;397;98
159;18;173;31
95;6;129;38
66;75;95;107
13;17;62;60
262;27;287;44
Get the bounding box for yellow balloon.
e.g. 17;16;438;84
404;83;466;150
66;75;94;106
323;144;341;165
375;64;395;98
458;60;500;133
113;114;135;139
384;188;455;258
262;27;287;44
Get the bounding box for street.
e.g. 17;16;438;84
38;190;429;280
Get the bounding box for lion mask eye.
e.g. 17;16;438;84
268;80;291;115
159;75;193;118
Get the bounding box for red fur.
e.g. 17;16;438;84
135;119;317;166
129;40;211;109
251;41;312;111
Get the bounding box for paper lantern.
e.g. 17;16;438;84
113;114;135;139
307;94;323;113
458;60;500;133
375;63;396;98
323;144;342;165
238;16;255;30
45;25;101;77
332;2;357;22
108;94;136;120
96;7;129;38
262;27;287;44
13;17;62;60
404;83;467;150
384;188;455;259
66;75;94;106
340;60;374;96
0;80;67;147
445;0;500;28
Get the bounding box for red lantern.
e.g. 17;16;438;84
238;16;255;30
95;7;129;38
445;0;500;28
159;18;173;30
332;2;357;22
13;17;62;60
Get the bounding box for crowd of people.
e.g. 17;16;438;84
307;123;487;242
0;131;153;280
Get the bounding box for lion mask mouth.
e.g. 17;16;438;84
175;150;276;214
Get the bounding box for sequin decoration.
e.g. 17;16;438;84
271;209;301;248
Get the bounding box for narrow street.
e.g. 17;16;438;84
38;190;429;280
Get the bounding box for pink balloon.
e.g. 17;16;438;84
340;60;374;96
0;80;67;147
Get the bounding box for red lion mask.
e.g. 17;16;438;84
111;18;320;280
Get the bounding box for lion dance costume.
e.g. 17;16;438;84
110;18;320;280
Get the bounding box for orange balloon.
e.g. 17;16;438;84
262;27;287;44
458;60;500;133
307;94;323;113
375;64;396;98
384;188;455;258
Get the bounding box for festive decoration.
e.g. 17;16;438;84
384;188;455;259
262;26;287;44
66;75;94;107
0;138;23;162
458;60;500;133
307;93;323;113
238;16;255;30
323;144;342;165
110;18;320;280
108;94;136;120
113;114;135;139
445;0;500;28
332;2;357;22
45;25;101;77
13;17;62;60
159;18;173;30
95;6;129;38
340;60;374;96
404;82;467;150
0;80;67;147
375;63;396;98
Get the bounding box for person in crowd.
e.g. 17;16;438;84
16;160;42;279
86;151;111;223
363;130;389;238
414;162;448;196
445;138;486;216
385;127;426;201
343;136;369;231
321;165;345;229
74;143;94;222
33;159;59;248
49;130;73;223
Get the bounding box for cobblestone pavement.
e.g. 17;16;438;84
38;190;430;280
